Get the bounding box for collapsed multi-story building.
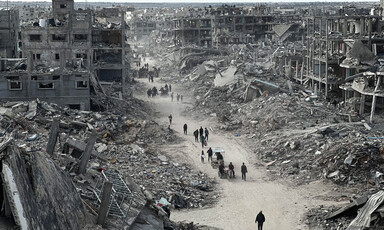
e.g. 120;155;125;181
0;9;18;58
0;0;130;110
286;6;384;121
173;5;283;47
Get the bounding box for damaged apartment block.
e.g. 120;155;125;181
0;0;131;111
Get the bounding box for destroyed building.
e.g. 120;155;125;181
0;0;131;110
93;6;130;93
0;0;92;110
0;9;18;58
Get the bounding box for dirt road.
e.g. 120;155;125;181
137;79;338;230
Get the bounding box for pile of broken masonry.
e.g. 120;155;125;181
0;95;218;229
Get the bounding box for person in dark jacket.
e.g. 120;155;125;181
204;128;209;141
241;162;248;181
207;147;213;162
200;135;205;148
228;162;235;178
193;129;199;142
183;124;188;135
255;211;265;230
199;127;204;139
218;162;225;178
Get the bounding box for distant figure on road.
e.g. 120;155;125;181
200;135;205;148
201;150;205;163
255;211;265;230
207;147;213;162
199;127;204;139
169;84;172;92
171;92;174;101
180;95;183;101
204;128;209;141
177;94;180;102
241;162;248;181
183;124;188;135
228;162;235;178
168;114;172;125
193;129;199;142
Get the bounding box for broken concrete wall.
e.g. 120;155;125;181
2;146;90;229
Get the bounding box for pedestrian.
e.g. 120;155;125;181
199;126;203;139
180;95;183;101
255;211;265;230
241;162;248;181
204;128;209;141
207;147;213;162
200;135;205;148
177;94;180;101
171;92;174;101
169;84;172;92
183;123;188;135
168;114;172;125
193;129;199;142
201;150;205;163
228;162;235;178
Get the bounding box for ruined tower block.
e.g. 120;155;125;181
52;0;74;21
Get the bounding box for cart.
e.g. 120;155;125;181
211;147;225;169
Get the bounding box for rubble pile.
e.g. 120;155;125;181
0;97;218;229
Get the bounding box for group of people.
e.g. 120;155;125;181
192;126;209;148
147;84;172;98
170;92;183;102
147;87;158;97
218;161;248;181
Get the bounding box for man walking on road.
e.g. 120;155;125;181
168;114;172;125
183;124;188;135
204;128;209;141
255;211;265;230
193;129;199;142
207;147;213;162
199;127;204;139
241;162;248;181
200;135;205;148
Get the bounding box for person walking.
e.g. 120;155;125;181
201;150;205;163
255;211;265;230
183;124;188;135
241;162;248;181
228;162;235;178
168;114;172;125
200;135;205;148
204;128;209;141
169;84;172;92
180;95;183;101
207;147;213;162
199;126;204;139
177;94;180;102
193;129;199;142
171;92;174;101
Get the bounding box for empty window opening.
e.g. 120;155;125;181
52;34;66;41
38;82;54;89
55;54;60;60
74;34;88;41
52;75;60;80
36;54;41;60
76;53;87;59
68;104;81;110
76;81;88;89
29;34;41;41
9;81;22;90
60;4;67;8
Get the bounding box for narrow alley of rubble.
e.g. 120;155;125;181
136;78;337;230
